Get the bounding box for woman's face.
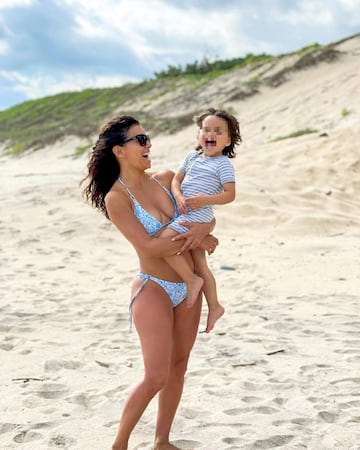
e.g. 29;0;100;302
198;115;230;156
119;124;152;169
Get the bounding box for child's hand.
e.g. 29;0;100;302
175;195;187;214
185;194;207;210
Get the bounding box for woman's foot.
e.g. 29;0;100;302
153;443;181;449
111;439;127;450
205;304;225;333
186;275;204;308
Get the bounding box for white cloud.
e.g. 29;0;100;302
60;0;256;71
1;69;139;100
1;0;359;110
339;0;360;8
338;0;360;25
277;1;334;26
0;40;10;54
0;0;33;9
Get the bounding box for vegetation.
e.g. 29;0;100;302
0;82;159;154
154;53;273;79
269;129;318;143
0;36;348;155
291;43;321;55
73;141;93;158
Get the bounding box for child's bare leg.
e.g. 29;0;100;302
159;228;203;307
191;248;224;332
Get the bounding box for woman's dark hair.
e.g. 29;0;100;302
81;115;139;217
193;107;242;158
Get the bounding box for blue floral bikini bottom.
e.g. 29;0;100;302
129;273;187;329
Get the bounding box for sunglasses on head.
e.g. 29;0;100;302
122;134;150;147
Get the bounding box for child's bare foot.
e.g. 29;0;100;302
186;275;204;308
205;304;225;333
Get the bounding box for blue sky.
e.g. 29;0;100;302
1;0;359;111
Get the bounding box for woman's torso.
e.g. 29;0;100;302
118;171;193;280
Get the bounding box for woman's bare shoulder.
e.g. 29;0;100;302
105;182;129;210
149;169;175;187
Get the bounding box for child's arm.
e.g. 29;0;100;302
171;171;187;214
185;182;235;210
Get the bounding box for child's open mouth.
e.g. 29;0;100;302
205;139;216;147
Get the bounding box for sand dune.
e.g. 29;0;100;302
1;35;360;450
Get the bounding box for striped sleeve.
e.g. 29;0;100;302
178;151;198;173
217;159;235;185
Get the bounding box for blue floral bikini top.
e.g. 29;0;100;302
118;176;179;236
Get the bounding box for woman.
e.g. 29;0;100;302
82;114;218;450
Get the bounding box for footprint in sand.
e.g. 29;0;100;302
0;423;17;434
172;439;203;448
33;383;69;399
222;436;244;447
44;359;83;371
223;408;244;416
250;434;294;449
241;396;263;404
180;407;208;420
48;433;76;447
317;410;339;423
13;429;43;443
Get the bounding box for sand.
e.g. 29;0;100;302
1;36;360;450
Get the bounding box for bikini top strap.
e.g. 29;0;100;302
118;175;175;209
151;176;173;199
118;177;136;202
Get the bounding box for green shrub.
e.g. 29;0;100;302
270;128;318;142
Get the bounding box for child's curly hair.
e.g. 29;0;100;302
194;107;242;158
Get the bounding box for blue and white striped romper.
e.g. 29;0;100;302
168;150;235;234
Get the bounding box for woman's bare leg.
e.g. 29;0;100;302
112;281;174;450
153;293;202;449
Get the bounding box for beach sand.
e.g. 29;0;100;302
1;36;360;450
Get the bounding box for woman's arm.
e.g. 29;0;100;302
105;188;184;258
171;219;217;254
107;190;218;257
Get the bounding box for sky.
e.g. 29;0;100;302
0;0;359;111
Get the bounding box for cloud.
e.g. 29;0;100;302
62;0;254;69
0;40;10;54
1;0;148;75
0;0;33;9
1;0;359;110
1;69;138;98
277;1;334;25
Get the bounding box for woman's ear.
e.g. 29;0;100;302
112;145;123;158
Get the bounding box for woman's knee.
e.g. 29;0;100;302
171;354;190;379
144;368;170;393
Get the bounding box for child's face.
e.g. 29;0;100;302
198;115;231;156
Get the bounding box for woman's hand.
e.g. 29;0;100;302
172;221;215;254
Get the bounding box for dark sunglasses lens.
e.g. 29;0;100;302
137;135;149;146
